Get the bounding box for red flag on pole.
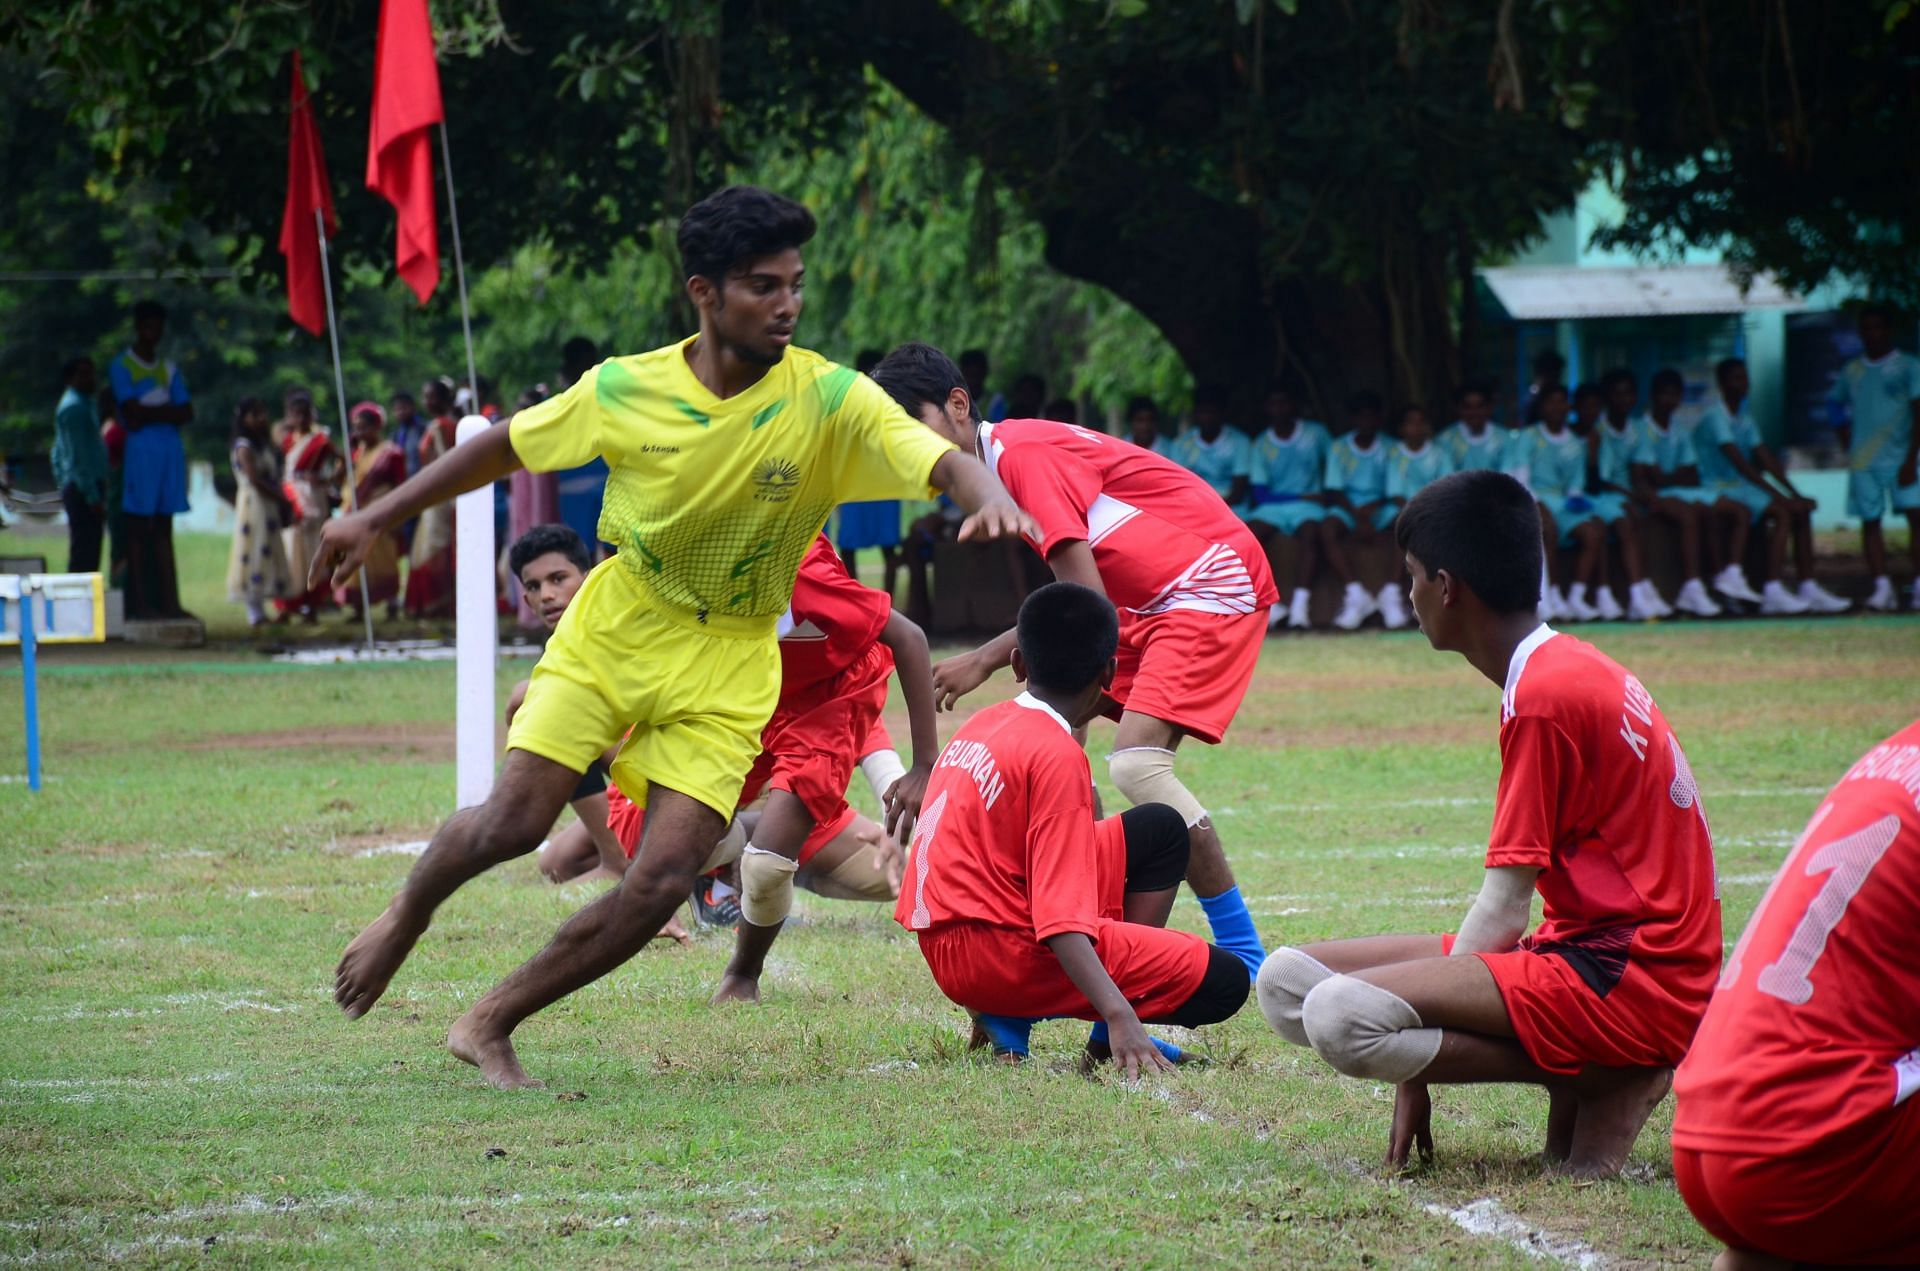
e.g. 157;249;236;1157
278;51;337;336
365;0;444;304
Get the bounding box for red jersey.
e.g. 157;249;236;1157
979;419;1277;616
895;694;1116;943
1674;719;1920;1154
778;534;893;693
1489;626;1720;1003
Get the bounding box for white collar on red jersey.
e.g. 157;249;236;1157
1501;622;1559;722
1013;691;1073;735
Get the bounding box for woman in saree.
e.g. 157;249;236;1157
334;401;409;615
225;397;294;627
277;388;342;620
403;379;459;618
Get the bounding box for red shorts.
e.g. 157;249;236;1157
1105;607;1265;744
607;644;889;863
862;718;894;759
1674;1100;1920;1265
918;917;1211;1022
1441;932;1707;1076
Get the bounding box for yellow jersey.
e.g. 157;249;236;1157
509;336;953;623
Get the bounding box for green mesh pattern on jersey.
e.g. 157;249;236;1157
814;366;857;418
598;466;834;619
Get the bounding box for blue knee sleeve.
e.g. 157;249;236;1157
976;1013;1035;1056
1197;886;1266;980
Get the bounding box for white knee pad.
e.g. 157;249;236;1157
1300;974;1442;1083
1107;747;1207;827
1255;947;1336;1048
701;816;748;873
859;748;907;809
738;844;799;927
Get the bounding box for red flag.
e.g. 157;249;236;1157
365;0;444;304
278;51;337;337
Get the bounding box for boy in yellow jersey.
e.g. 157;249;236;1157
308;186;1032;1089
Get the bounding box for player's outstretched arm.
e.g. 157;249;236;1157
308;420;524;589
1044;932;1174;1082
878;610;940;840
929;451;1038;543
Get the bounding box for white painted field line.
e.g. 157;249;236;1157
354;839;431;859
1424;1197;1607;1268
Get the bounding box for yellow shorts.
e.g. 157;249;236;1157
505;559;780;819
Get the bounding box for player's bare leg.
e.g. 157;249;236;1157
792;815;894;902
1559;1063;1672;1179
445;785;724;1088
710;790;815;1005
336;750;580;1019
1543;1086;1577;1163
538;820;607;884
1111;713;1235;895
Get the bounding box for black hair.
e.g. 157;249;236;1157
1537;382;1570;403
1392;402;1429;431
1017;582;1119;694
284;386;313;408
1649;368;1683;394
677;185;817;284
389;390;416;408
1571;381;1603;403
1395;470;1542;615
855;348;885;375
1043;397;1078;424
132;299;166;324
509;523;591;578
1531;348;1567;374
60;356;91;384
1454;379;1492;404
229;395;267;444
1599;367;1636;394
1346;390;1384;416
1856;302;1892;326
871;342;981;423
1193;383;1228;411
1125;394;1157;419
958;348;989;371
1714;357;1746;384
561;336;600;379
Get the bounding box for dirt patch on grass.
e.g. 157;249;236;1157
181;722;457;758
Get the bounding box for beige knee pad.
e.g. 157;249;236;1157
1300;974;1442;1083
1256;947;1336;1048
1107;746;1207;827
802;846;895;903
739;844;798;926
701;816;747;874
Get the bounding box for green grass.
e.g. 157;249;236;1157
3;600;1919;1265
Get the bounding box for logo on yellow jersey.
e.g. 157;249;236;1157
754;458;801;502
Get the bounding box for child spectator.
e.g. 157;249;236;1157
1829;304;1920;611
1323;392;1407;630
1167;384;1251;510
1516;384;1610;621
225;397;293;627
1244;384;1333;630
1124;395;1172;458
1629;369;1739;618
1696;358;1850;615
1438;381;1508;474
1582;370;1664;621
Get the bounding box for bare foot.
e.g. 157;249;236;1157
1560;1066;1673;1179
1543;1085;1576;1164
655;914;693;947
447;1011;544;1090
334;903;428;1019
709;973;760;1005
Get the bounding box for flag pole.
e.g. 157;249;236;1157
436;121;479;413
316;207;377;654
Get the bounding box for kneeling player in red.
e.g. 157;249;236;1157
1254;471;1720;1178
872;344;1272;984
606;532;938;1003
898;582;1250;1080
1672;720;1920;1270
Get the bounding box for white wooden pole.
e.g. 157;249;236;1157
453;413;496;808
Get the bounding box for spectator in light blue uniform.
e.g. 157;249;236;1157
1629;369;1736;617
1696;358;1848;615
1320;392;1405;630
1519;383;1615;622
1243;385;1331;630
109;299;195;621
1437;381;1508;474
1124;395;1173;458
1582;369;1665;621
835;348;904;600
1829;304;1920;611
1167;384;1251;510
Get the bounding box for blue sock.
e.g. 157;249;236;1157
1198;886;1266;980
976;1013;1035;1056
1086;1021;1184;1063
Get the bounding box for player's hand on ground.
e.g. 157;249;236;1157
1387;1081;1435;1170
312;510;381;589
504;679;530;727
1108;1017;1176;1082
883;763;932;840
932;653;991;711
955;494;1038;545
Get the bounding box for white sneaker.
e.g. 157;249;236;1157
1761;580;1812;615
1866;576;1897;613
1635;579;1674;618
1673;578;1722;618
1541;585;1568;621
1627;585;1661;622
1333;581;1375;630
1593;586;1625;621
1564;584;1602;622
1376;583;1410;630
1267;601;1285;631
1798;579;1851;614
1287;587;1312;629
1714;564;1764;604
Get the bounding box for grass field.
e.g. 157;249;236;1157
3;556;1919;1265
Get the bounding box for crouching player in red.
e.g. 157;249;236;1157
1254;471;1720;1177
1672;720;1920;1270
605;532;939;1003
898;582;1250;1079
872;343;1272;985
